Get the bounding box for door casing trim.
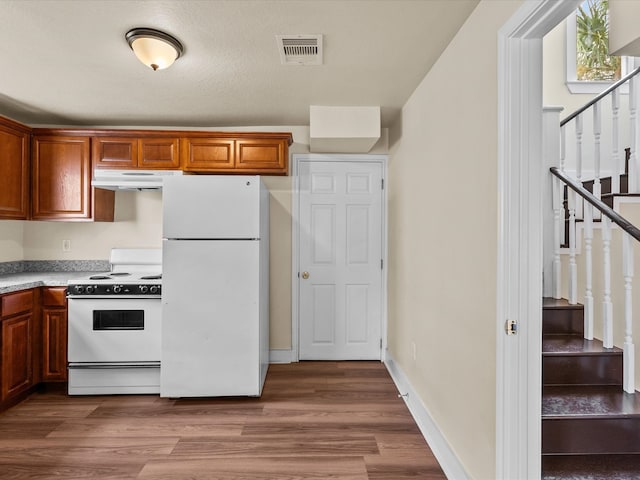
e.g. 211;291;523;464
496;1;581;477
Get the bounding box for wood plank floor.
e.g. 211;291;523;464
0;361;446;479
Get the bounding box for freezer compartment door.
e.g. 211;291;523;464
163;175;261;239
161;239;264;397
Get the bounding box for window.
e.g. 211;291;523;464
566;0;631;93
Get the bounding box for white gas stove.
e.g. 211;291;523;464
67;248;162;395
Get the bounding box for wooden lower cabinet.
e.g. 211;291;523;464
0;286;69;411
0;290;35;404
41;287;67;382
1;313;32;400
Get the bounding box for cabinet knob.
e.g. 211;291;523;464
302;271;310;280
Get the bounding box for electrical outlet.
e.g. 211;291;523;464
411;341;416;361
62;239;71;252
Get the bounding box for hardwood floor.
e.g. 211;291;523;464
0;362;446;479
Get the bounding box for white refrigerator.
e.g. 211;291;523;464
160;175;269;397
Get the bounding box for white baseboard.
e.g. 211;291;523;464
384;351;469;480
269;349;294;363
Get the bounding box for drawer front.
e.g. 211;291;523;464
42;287;67;307
1;290;34;317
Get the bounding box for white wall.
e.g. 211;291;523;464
0;220;24;261
609;0;640;56
543;20;596;113
387;2;521;478
22;190;163;259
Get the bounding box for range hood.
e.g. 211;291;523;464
92;169;183;191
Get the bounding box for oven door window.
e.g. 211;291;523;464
93;310;144;330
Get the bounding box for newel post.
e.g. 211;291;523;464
543;107;564;298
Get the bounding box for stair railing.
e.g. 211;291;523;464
546;66;640;394
560;66;640;196
550;167;640;392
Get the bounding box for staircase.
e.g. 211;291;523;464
542;62;640;478
541;298;640;479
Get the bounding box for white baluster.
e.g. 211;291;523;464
568;189;577;305
593;103;602;220
630;75;639;193
583;203;594;340
552;176;562;299
623;232;635;393
602;217;613;348
576;114;583;181
575;115;584;220
612;89;621;194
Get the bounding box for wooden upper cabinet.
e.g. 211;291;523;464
139;137;180;168
236;138;288;174
32;135;114;221
181;138;235;171
93;136;180;169
92;137;138;169
0;117;30;219
180;133;291;175
32;136;91;220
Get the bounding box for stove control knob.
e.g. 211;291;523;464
113;285;122;294
85;285;94;294
75;285;85;294
150;285;159;294
139;285;149;294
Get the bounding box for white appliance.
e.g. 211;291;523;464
67;248;162;395
161;175;269;398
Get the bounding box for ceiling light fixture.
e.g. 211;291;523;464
125;28;183;71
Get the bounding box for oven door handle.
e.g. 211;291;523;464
68;362;161;369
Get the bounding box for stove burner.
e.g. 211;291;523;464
140;274;162;280
89;275;111;280
109;272;131;277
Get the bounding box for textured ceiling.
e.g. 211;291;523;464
0;0;478;128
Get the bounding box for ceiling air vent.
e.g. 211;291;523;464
276;34;323;65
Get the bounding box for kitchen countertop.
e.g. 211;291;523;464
0;271;101;295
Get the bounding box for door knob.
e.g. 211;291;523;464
302;271;310;279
